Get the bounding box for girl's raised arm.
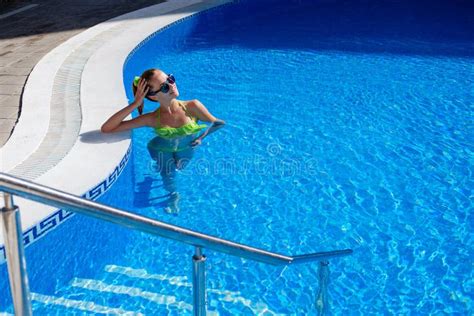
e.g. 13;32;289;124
101;78;152;133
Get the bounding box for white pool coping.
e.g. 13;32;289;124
0;0;232;260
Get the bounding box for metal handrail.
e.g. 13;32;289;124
0;172;353;315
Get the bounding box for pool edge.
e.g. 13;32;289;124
0;0;233;263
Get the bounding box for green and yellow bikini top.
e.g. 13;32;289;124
155;101;207;139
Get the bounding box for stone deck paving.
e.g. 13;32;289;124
0;0;164;147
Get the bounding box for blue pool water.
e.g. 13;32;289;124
2;0;473;314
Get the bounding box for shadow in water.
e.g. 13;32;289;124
133;174;170;209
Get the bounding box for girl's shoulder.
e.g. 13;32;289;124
177;99;194;108
177;99;198;119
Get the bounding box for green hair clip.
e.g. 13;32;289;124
133;76;141;87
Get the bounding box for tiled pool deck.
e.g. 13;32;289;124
0;0;166;146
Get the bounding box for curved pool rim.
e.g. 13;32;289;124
0;0;232;262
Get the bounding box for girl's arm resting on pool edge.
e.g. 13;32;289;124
101;102;155;133
101;76;152;133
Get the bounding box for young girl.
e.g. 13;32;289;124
101;68;225;213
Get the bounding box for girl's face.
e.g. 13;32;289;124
147;71;179;103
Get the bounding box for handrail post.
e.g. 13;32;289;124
1;193;32;316
192;246;207;316
316;261;330;315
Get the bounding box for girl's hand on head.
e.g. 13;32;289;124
134;78;149;104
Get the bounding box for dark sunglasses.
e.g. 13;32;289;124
146;74;175;97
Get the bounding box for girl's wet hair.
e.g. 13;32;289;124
132;68;160;115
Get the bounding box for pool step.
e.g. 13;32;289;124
71;278;194;312
26;264;276;315
31;292;143;315
104;264;259;305
102;264;274;314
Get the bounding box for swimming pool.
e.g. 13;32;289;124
2;0;473;314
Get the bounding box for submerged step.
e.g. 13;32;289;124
31;292;142;315
103;265;277;314
3;264;279;314
71;278;194;312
